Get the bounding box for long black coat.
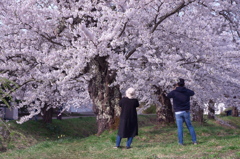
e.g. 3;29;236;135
117;97;139;138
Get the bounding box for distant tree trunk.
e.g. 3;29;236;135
88;56;121;135
155;87;174;124
208;99;215;119
41;104;53;123
191;101;204;124
232;106;239;117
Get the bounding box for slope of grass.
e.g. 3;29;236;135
1;115;240;159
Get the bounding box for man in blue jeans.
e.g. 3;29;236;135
167;78;197;145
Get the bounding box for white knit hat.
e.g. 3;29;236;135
126;87;135;99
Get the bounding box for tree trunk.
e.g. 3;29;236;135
232;106;239;117
41;104;53;123
155;87;174;124
88;56;121;135
207;99;215;119
191;101;204;124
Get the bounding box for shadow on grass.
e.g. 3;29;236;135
10;117;98;141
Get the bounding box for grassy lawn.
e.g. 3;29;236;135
0;115;240;159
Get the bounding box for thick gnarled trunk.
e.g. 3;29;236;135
155;87;174;124
88;56;121;135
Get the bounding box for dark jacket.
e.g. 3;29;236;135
118;97;139;138
167;86;194;112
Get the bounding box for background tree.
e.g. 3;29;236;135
191;101;204;124
207;100;215;119
232;107;239;117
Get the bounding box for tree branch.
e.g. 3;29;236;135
126;1;191;60
39;33;65;47
151;1;186;33
219;10;240;38
118;21;128;38
179;59;207;66
125;44;143;60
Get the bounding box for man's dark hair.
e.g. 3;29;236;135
177;78;185;87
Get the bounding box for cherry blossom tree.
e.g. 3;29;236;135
111;0;240;121
0;0;240;134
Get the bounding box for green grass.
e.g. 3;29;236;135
142;105;156;114
0;115;240;159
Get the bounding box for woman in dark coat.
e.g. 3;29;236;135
114;88;139;149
